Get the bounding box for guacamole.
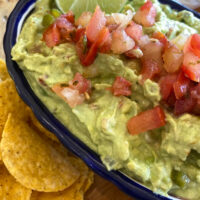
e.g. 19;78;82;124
11;0;200;198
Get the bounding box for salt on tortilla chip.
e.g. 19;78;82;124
0;79;29;136
0;164;32;200
0;59;10;81
30;157;94;200
27;108;59;142
1;114;80;192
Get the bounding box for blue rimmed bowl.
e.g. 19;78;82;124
4;1;200;199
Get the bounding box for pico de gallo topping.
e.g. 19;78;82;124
42;1;200;135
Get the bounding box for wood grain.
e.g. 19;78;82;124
85;174;133;200
0;0;19;59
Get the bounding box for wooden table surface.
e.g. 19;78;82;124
0;0;134;199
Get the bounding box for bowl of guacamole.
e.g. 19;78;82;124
4;0;200;199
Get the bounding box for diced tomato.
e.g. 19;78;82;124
127;106;166;135
99;34;112;53
43;24;61;47
190;83;200;100
173;70;190;99
53;14;76;41
125;21;143;41
190;34;200;57
62;11;75;24
86;5;106;43
111;29;135;54
182;34;200;82
184;34;200;57
159;74;177;100
174;97;196;116
166;92;176;108
141;59;161;81
94;27;110;47
69;72;91;94
81;43;98;66
82;27;110;66
52;85;85;108
74;27;86;43
56;15;74;30
162;43;183;74
182;52;200;82
77;27;110;66
190;83;200;114
140;40;163;80
152;32;168;48
111;76;132;96
133;0;157;27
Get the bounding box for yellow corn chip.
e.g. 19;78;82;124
31;189;83;200
1;114;80;192
30;158;94;200
0;79;29;135
0;59;10;81
0;164;32;200
69;157;94;193
28;108;59;143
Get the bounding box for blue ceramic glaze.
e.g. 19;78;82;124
4;1;199;199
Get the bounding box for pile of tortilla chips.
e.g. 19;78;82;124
0;59;94;200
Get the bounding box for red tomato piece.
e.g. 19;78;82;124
99;34;112;53
190;83;200;100
182;52;200;82
184;34;200;57
183;34;200;82
81;27;110;66
69;72;91;94
111;76;132;96
133;0;157;27
163;43;183;74
125;21;143;41
43;24;61;47
86;5;106;43
140;39;164;81
141;59;161;82
127;106;166;135
174;97;196;116
56;15;74;30
152;32;168;48
159;74;177;100
63;11;75;24
166;92;176;108
173;70;190;99
74;27;86;42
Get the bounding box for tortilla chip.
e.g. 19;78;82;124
0;79;29;136
31;187;83;200
28;108;59;142
1;114;80;192
30;157;94;200
0;164;32;200
0;59;10;81
69;157;94;193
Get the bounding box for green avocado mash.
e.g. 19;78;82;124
11;0;200;198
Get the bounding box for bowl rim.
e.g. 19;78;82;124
3;0;199;199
